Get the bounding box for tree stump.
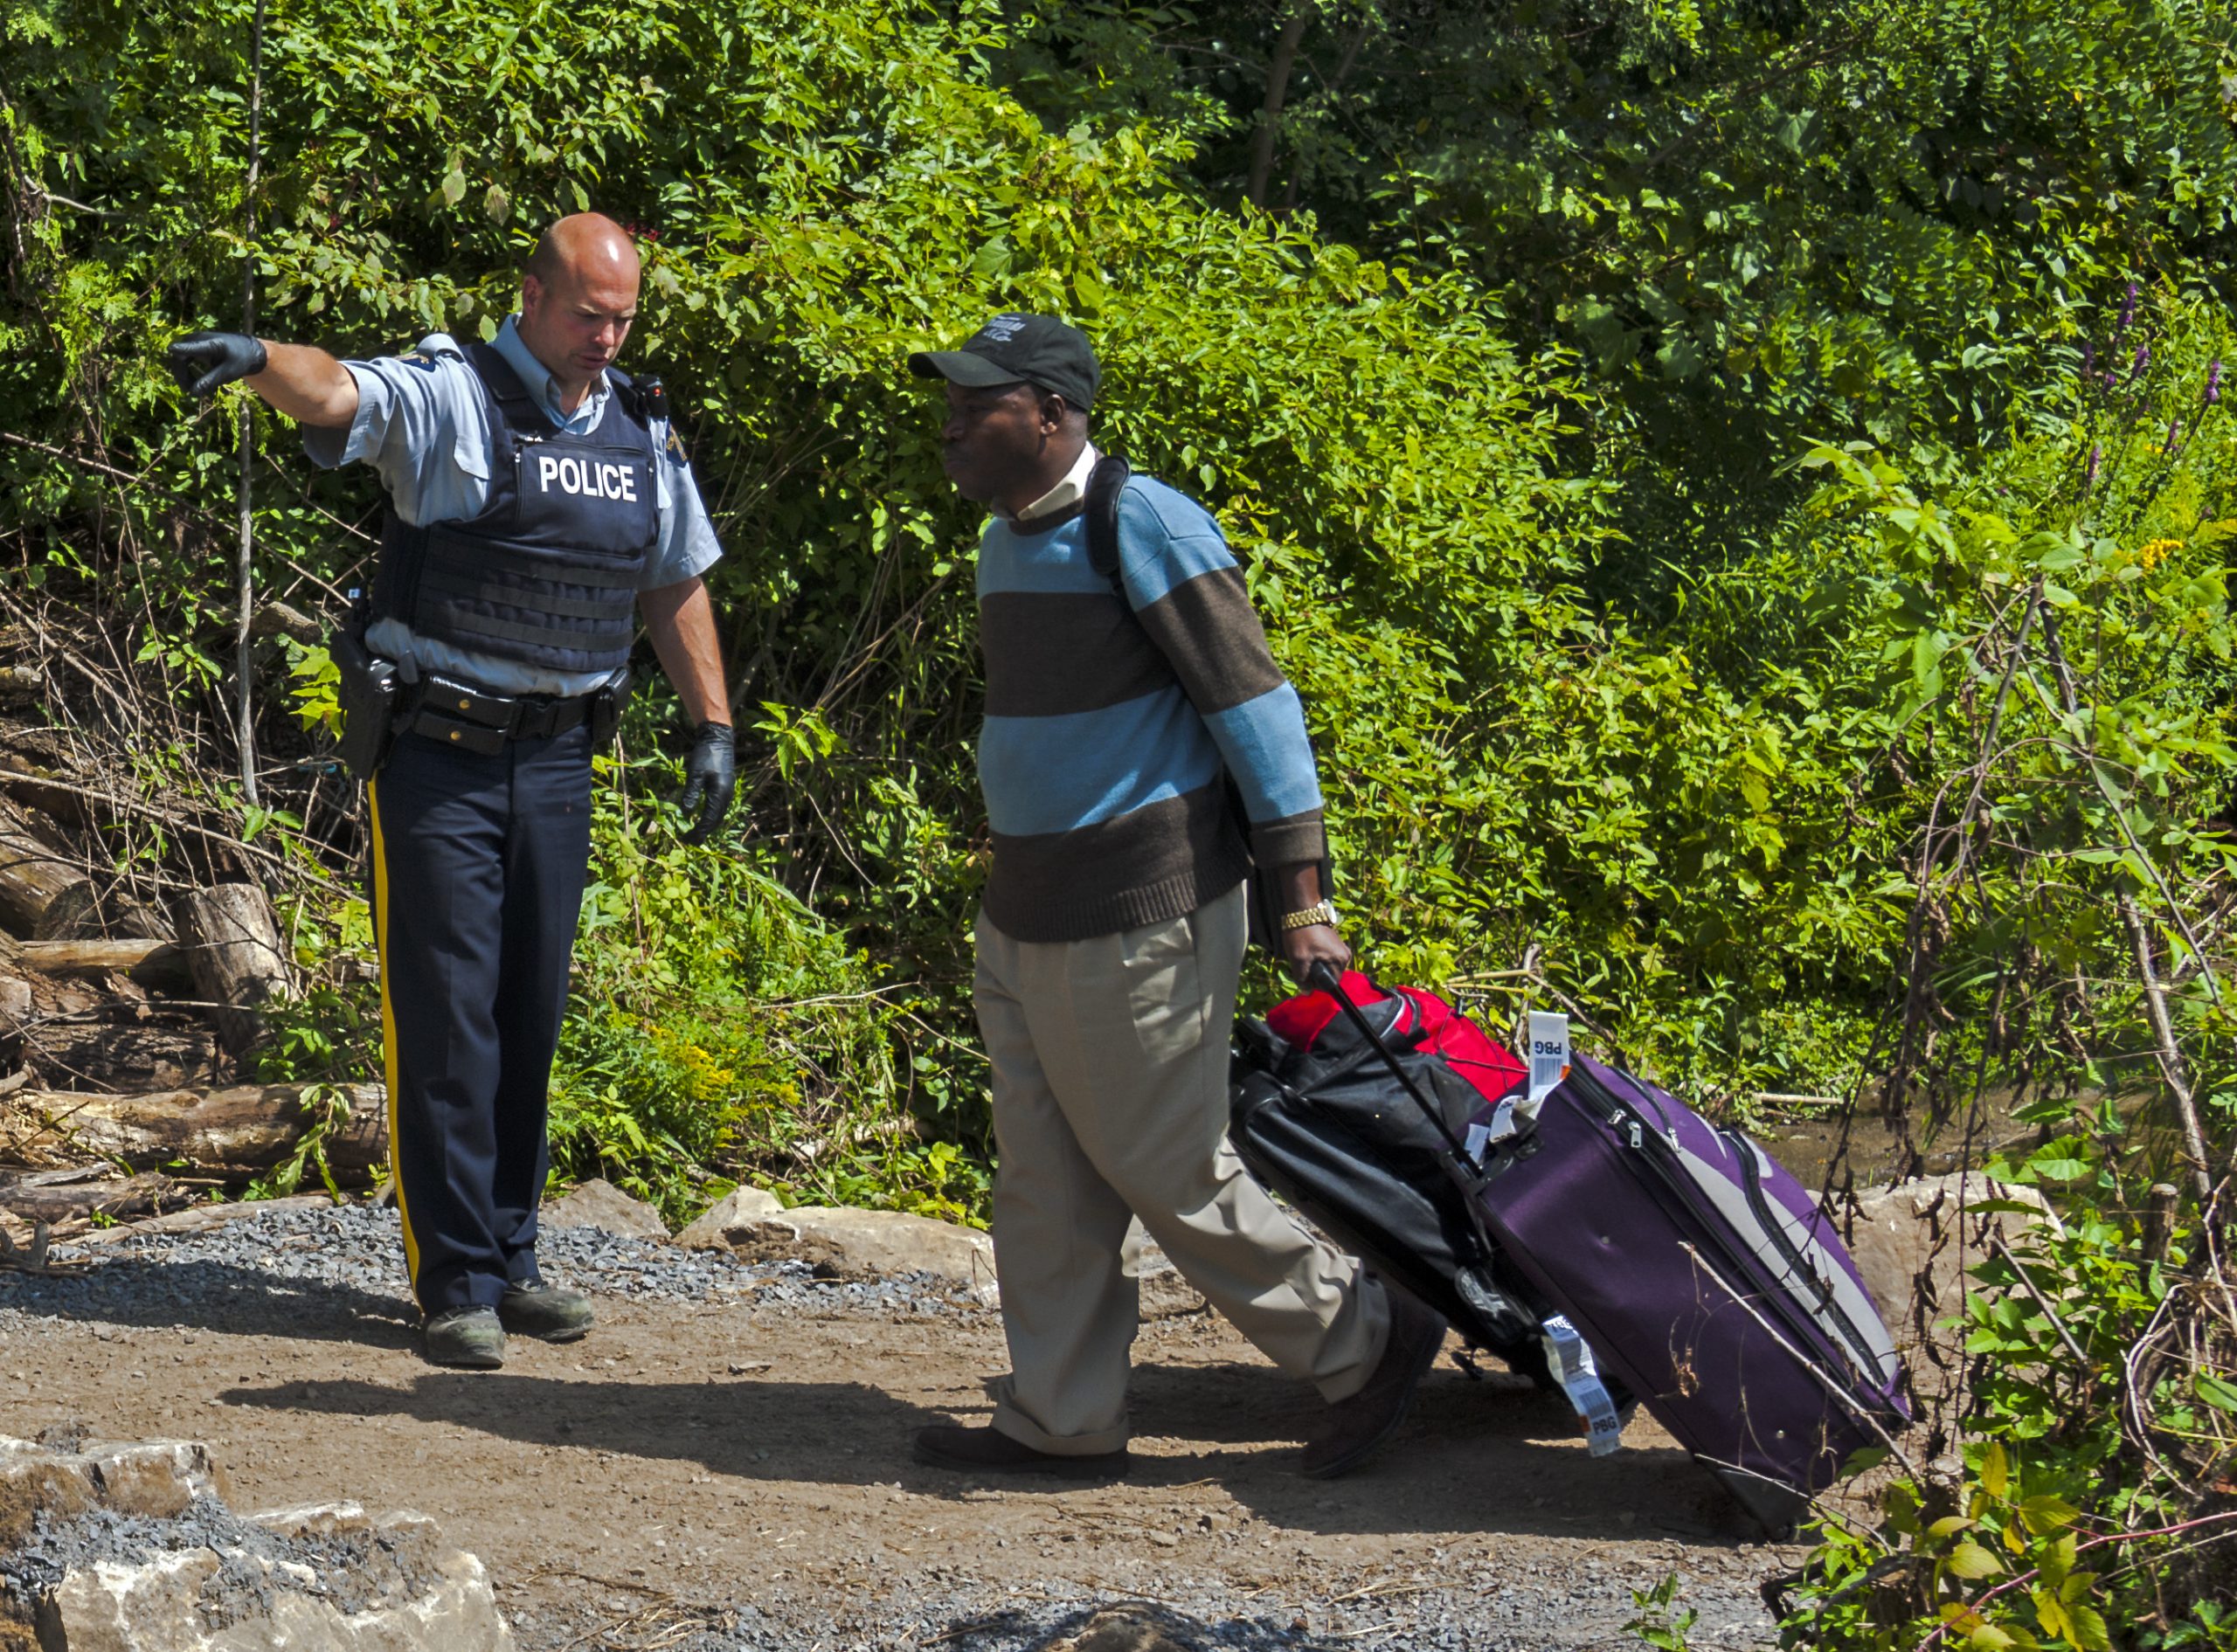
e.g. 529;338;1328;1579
0;799;98;940
176;884;293;1054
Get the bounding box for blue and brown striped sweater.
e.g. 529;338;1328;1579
975;473;1327;942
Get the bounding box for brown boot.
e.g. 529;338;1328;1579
1300;1288;1445;1478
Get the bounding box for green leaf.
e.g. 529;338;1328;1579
2067;1603;2113;1652
1945;1543;2003;1580
1980;1441;2010;1501
2194;1374;2237;1414
2018;1495;2081;1535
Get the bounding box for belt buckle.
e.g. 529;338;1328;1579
525;695;569;741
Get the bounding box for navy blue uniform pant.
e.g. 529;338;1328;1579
367;724;593;1313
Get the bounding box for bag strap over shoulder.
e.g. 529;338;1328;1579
1083;453;1133;596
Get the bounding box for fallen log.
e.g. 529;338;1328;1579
0;1083;387;1182
75;1190;339;1245
0;798;98;940
0;1168;175;1224
17;1016;219;1096
15;938;193;991
176;884;292;1053
0;960;102;1039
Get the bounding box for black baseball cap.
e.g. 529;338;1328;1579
909;313;1099;411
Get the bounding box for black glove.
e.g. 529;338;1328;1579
167;330;269;397
675;722;737;846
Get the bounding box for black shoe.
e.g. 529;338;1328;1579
1301;1289;1446;1478
424;1306;505;1369
497;1282;595;1343
912;1424;1130;1479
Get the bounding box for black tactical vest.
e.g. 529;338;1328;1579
371;342;660;677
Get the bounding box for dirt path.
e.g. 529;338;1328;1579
0;1241;1795;1651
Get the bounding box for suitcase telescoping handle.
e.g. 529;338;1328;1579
1304;960;1486;1176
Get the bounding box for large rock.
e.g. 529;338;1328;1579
0;1437;230;1546
0;1437;514;1651
540;1178;667;1240
764;1206;998;1305
673;1185;786;1250
1844;1172;2059;1357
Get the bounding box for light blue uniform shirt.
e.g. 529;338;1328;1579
304;314;724;696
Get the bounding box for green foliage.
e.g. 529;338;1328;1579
1015;0;2237;595
1757;318;2237;1652
1778;1147;2237;1652
1627;1573;1700;1652
549;744;952;1226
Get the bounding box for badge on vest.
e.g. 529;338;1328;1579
533;453;643;503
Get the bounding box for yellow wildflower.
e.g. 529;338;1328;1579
2136;538;2184;570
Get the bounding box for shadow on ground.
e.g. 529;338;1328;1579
0;1257;417;1347
1126;1355;1759;1543
223;1351;1758;1544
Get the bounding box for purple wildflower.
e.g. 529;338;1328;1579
2118;281;2138;334
2086;443;2102;487
2207;360;2223;405
2130;343;2150;380
2081;342;2095;377
2164;418;2183;454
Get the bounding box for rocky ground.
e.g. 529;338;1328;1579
0;1199;1796;1651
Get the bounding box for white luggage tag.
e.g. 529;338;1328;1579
1541;1314;1625;1456
1463;1099;1519;1162
1520;1010;1570;1123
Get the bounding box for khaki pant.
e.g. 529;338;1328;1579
975;882;1391;1455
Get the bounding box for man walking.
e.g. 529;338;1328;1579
168;214;737;1368
906;314;1445;1479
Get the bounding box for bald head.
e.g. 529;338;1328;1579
517;213;643;411
525;212;640;290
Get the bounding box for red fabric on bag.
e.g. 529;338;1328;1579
1265;970;1382;1049
1390;985;1527;1106
1264;975;1526;1107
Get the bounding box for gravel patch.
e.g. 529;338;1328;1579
512;1563;1776;1652
0;1202;987;1336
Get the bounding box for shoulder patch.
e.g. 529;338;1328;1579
664;427;689;467
403;332;467;370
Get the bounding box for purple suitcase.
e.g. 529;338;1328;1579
1476;1054;1909;1528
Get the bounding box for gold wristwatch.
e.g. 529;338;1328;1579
1280;899;1338;932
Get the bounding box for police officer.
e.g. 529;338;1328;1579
167;213;736;1368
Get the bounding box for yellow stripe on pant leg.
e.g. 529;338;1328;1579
368;778;421;1296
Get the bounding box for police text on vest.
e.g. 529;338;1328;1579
537;454;641;503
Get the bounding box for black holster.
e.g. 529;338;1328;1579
330;611;402;782
589;664;633;747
